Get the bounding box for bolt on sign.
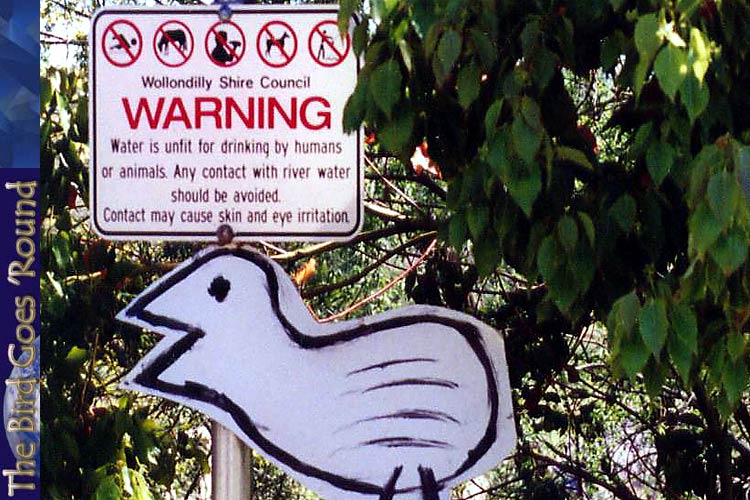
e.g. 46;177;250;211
90;6;361;241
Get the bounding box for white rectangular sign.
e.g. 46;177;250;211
90;6;361;241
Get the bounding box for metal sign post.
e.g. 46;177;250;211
212;421;253;500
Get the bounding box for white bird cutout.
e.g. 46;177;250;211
118;246;516;500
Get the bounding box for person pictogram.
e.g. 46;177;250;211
316;29;334;60
308;20;350;68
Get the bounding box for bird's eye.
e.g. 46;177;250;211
208;275;231;303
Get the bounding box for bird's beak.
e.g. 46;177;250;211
116;277;191;337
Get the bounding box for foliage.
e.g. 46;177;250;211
339;0;750;497
39;0;750;499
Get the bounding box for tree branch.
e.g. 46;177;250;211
301;232;436;299
365;172;447;200
527;448;640;500
270;219;437;264
317;239;437;323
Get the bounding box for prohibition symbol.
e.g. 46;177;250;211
102;19;142;68
153;20;194;67
308;20;350;67
257;20;297;68
205;20;246;67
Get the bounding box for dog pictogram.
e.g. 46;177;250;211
257;20;297;68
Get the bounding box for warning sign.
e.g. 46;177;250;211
257;20;297;68
102;19;142;67
90;6;361;241
153;20;193;67
308;20;350;67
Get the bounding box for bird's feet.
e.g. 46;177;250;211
417;466;440;500
378;466;403;500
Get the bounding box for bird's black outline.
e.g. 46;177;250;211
122;247;500;498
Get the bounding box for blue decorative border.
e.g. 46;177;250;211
0;0;40;498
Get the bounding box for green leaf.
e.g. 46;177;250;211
410;0;436;39
677;0;701;15
634;13;661;63
352;20;369;56
437;29;462;75
668;302;697;383
473;232;501;276
448;213;467;249
537;236;558;281
557;215;578;253
709;229;749;276
668;333;693;383
338;0;358;32
689;202;722;256
568;241;595;294
727;331;747;361
554;146;593;171
620;334;651;379
723;359;748;404
470;28;497;70
520;96;543;131
633;57;650;97
707;171;741;229
93;476;121;500
610;194;637;233
671;303;698;354
370;60;402;118
65;346;89;368
75;96;89;144
506;161;541;217
484;99;503;139
130;469;154;500
457;63;481;109
578;212;596;246
486;131;508;177
41;77;52;111
654;44;688;100
467;204;489;239
646;141;675;186
689;27;710;82
343;76;368;133
679;73;709;124
530;47;556;89
608;291;640;340
639;298;668;356
378;108;414;153
512;115;542;165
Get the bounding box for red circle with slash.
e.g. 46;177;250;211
308;20;350;67
153;20;194;68
256;20;297;68
102;19;143;68
205;20;246;67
